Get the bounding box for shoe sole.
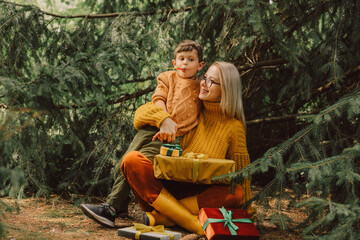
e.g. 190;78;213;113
80;204;115;228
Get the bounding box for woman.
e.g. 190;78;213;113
121;62;251;235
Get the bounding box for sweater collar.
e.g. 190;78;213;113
202;101;231;121
173;71;199;82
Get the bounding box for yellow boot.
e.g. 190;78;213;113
151;188;204;235
145;195;198;227
144;210;175;227
179;195;199;215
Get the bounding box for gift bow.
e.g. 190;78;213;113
202;207;253;235
132;223;174;240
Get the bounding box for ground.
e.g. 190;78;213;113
1;191;306;240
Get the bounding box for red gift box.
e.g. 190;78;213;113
198;207;260;240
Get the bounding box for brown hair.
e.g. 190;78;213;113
174;40;203;62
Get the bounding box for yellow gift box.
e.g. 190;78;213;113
153;154;235;184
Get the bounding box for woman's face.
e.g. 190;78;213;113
199;65;221;102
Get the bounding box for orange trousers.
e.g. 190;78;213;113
121;151;244;212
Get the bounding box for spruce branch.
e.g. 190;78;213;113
124;77;154;84
283;1;333;39
1;100;322;126
237;58;288;71
287;151;356;173
294;64;360;102
69;120;113;192
331;4;345;87
0;13;17;30
57;87;154;109
39;9;191;19
239;58;358;119
246;111;320;126
214;93;360;211
0;1;203;19
254;63;360;119
22;77;154;87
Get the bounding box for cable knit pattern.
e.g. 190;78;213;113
152;71;202;136
134;101;251;204
133;102;171;130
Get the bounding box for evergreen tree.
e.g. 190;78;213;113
0;0;359;238
0;108;26;237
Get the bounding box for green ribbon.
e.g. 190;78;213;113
162;144;182;156
202;207;253;235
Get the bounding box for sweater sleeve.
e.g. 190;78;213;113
133;102;171;130
227;121;252;208
233;152;251;204
152;72;170;104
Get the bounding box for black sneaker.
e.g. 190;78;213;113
143;212;150;226
80;203;116;228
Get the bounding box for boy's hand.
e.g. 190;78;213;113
152;118;177;142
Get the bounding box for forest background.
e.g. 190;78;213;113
0;0;359;239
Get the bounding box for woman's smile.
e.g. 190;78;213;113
200;87;208;94
198;65;221;102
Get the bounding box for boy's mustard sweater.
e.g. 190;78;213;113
134;101;251;204
152;71;202;136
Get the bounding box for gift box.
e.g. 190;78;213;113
117;223;182;240
153;154;235;184
198;207;260;240
160;144;182;157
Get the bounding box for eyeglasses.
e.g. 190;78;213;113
199;75;221;88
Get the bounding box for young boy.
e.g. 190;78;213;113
80;40;205;228
152;40;205;141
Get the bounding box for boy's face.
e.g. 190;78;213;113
172;49;204;79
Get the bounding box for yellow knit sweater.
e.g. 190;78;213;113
134;101;251;204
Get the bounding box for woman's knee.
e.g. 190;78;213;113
122;150;139;166
223;185;244;208
121;151;153;176
120;151;163;204
121;151;143;173
198;185;244;209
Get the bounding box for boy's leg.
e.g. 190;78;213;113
81;126;162;227
106;126;162;213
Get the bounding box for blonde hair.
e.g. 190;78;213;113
212;61;246;126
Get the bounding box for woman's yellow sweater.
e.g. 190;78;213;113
134;101;251;204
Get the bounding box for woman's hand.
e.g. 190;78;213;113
152;118;177;142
